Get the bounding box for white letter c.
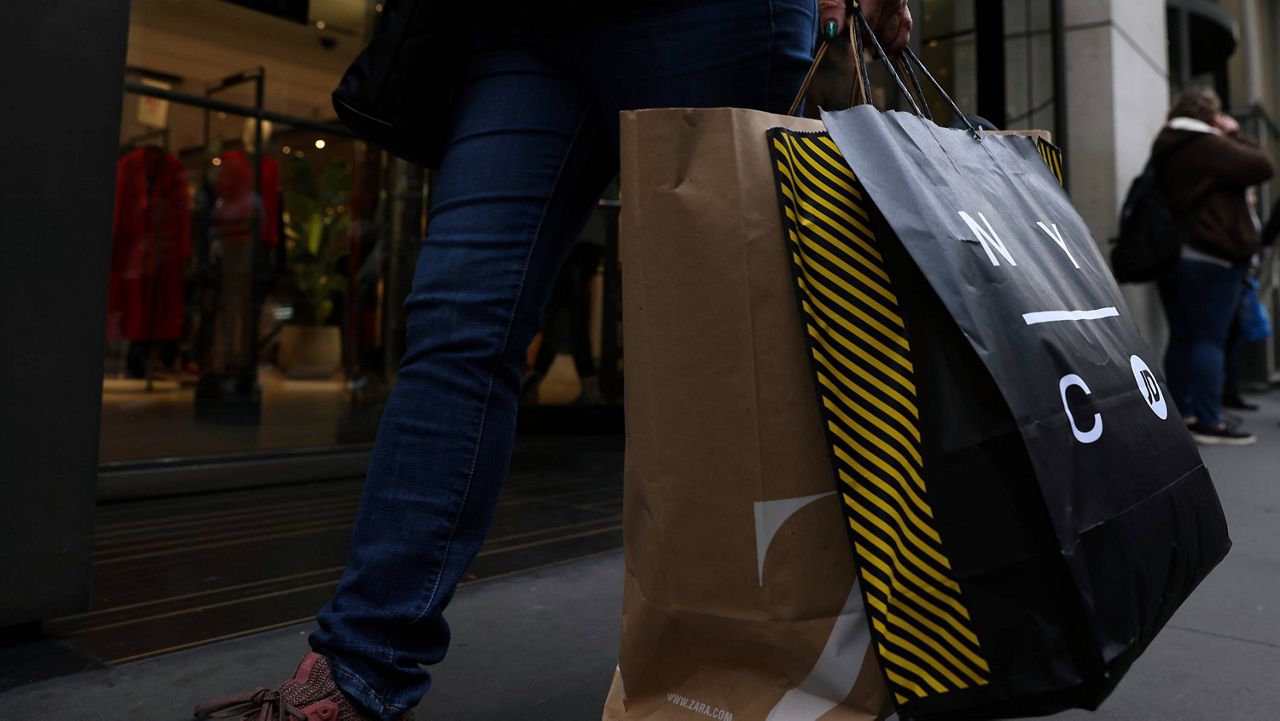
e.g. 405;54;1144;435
1059;373;1102;444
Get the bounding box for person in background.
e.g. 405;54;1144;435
1222;297;1257;413
194;2;913;721
1221;189;1270;413
1155;86;1274;446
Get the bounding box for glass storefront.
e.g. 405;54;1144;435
915;0;1060;139
102;0;412;463
101;0;622;468
100;0;1057;470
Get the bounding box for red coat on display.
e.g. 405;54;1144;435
109;147;192;341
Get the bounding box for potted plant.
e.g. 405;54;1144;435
278;156;352;379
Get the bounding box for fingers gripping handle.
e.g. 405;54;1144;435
788;3;978;138
788;21;870;117
852;6;921;117
788;4;914;117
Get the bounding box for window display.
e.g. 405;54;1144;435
109;146;192;379
916;0;1058;137
100;0;425;462
100;0;626;466
99;0;1055;467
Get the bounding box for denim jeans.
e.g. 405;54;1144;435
310;2;816;717
1158;256;1247;428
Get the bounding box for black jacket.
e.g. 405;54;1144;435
332;0;468;168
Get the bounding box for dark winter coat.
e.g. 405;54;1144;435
332;0;468;168
332;1;674;167
1153;117;1274;262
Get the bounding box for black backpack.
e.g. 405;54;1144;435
1110;162;1184;282
1110;139;1199;283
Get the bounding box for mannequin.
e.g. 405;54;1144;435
209;118;281;376
213;118;280;246
243;117;270;154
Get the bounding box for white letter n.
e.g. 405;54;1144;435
958;211;1017;267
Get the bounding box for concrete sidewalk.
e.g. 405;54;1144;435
0;552;625;721
3;395;1278;720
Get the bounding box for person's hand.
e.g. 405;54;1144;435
820;0;912;54
1211;112;1240;135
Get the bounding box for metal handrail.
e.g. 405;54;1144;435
1238;103;1280;141
124;81;354;138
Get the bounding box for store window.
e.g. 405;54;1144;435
102;0;622;467
915;0;1060;140
101;0;425;463
918;0;979;119
107;1;1067;468
1000;1;1058;133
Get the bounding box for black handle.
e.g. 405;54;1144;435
789;3;978;137
901;47;978;135
788;20;870;116
852;6;922;117
895;54;934;123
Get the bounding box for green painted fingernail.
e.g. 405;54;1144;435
823;19;838;40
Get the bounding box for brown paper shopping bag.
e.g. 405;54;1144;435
601;107;889;721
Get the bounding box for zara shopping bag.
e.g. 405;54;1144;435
766;36;1230;720
601;105;889;721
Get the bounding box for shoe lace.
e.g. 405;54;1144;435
193;688;309;721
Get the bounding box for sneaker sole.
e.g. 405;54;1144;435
1191;432;1257;446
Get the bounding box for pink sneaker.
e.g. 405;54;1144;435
193;653;414;721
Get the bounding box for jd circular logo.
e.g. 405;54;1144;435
1130;355;1168;420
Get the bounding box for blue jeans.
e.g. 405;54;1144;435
310;2;816;717
1158;257;1247;428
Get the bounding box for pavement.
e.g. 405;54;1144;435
1;393;1277;720
0;552;625;721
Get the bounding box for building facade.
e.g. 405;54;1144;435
3;0;1276;629
1062;0;1279;378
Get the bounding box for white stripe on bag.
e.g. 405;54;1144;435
1022;307;1120;325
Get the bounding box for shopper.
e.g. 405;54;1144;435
1154;86;1274;446
194;2;913;720
1222;300;1256;412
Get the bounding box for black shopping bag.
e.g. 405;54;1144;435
766;98;1230;719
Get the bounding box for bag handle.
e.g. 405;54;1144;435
855;5;984;135
788;21;866;116
852;5;922;117
894;54;933;123
901;46;979;136
788;3;979;137
789;4;918;118
849;4;874;108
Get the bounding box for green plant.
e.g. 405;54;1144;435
284;156;352;325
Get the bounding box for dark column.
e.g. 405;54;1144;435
1051;0;1069;179
1173;7;1193;89
0;0;131;625
975;0;1008;129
